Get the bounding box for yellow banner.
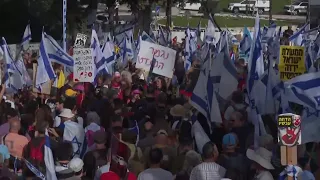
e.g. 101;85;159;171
278;46;305;81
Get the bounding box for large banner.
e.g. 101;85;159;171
136;41;176;78
278;46;306;81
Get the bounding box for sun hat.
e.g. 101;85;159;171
68;157;84;173
246;147;274;170
170;104;186;117
59;108;74;119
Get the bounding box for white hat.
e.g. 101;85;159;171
59;109;74;119
68;157;84;172
246;147;274;170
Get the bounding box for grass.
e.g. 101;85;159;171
158;16;299;28
218;0;292;14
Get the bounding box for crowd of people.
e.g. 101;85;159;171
0;50;317;180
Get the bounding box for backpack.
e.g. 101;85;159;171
30;139;46;164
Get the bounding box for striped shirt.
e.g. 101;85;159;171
190;162;226;180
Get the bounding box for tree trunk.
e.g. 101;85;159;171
138;5;152;33
166;0;172;29
107;6;115;35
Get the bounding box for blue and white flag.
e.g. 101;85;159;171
185;28;192;70
240;27;252;55
215;45;238;100
289;23;309;46
36;33;56;89
284;71;320;110
43;33;74;68
141;31;156;43
120;37;134;65
63;120;86;158
24;159;45;180
192;119;211;153
15;58;32;86
21;23;32;50
102;41;115;75
190;57;222;124
204;14;217;44
262;22;276;43
1;38;23;91
91;28;109;76
159;26;168;46
247;13;265;147
44;130;57;180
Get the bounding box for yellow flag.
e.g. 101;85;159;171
57;70;66;88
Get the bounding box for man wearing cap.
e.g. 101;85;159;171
217;133;248;178
68;158;84;179
58;73;75;97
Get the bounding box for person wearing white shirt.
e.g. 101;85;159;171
190;142;226;180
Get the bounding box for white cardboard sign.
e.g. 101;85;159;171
73;48;95;82
136;41;176;78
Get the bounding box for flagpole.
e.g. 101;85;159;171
63;0;67;51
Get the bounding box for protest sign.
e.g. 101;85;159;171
73;48;94;82
136;41;176;78
74;33;88;48
278;46;305;81
277;113;301;166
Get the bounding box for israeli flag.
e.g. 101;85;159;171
1;38;23;91
216;44;238;100
284;71;320;110
262;22;276;43
21;23;32;50
159;26;169;46
185;28;192;70
281;73;320;143
15;58;32;86
120;37;134;65
247;13;266;146
192;119;211;153
36;33;56;89
141;31;156;43
102;41;115;75
190;56;222;124
42;33;74;68
91;28;109;76
44;130;57;180
240;27;252;55
289;23;309;46
63;120;86;158
204;14;217;44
